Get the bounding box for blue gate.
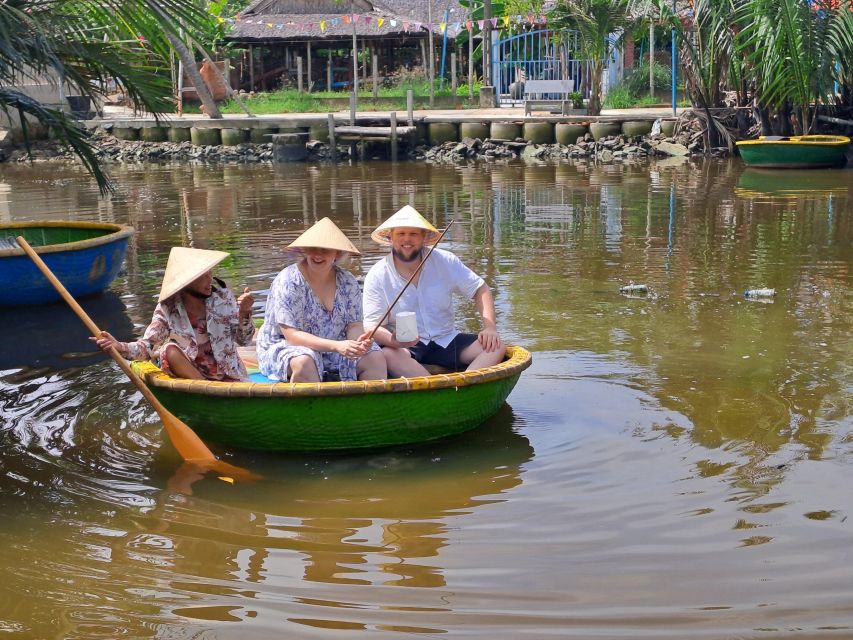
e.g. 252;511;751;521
491;29;589;104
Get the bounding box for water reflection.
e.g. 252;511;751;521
0;292;134;372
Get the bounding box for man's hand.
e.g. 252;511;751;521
478;327;503;353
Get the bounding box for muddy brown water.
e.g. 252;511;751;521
0;159;851;639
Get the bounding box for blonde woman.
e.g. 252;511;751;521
257;218;386;383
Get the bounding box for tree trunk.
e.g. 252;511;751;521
588;61;604;116
166;32;221;118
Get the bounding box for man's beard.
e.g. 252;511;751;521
392;247;423;263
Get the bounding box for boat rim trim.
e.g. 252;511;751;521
132;345;533;398
0;221;135;258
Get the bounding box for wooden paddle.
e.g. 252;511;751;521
366;220;454;342
16;236;259;483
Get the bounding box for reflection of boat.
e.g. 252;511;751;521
0;221;133;306
736;135;850;168
130;346;532;451
736;167;852;198
0;292;134;371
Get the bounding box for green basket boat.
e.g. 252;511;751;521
130;345;532;451
736;135;851;168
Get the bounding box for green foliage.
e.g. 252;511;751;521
602;85;634;108
623;60;672;95
0;0;211;192
549;0;641;115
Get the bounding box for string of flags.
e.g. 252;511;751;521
230;12;548;37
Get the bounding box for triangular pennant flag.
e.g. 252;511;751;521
439;22;446;33
539;15;547;24
353;14;359;22
465;20;472;31
378;17;385;27
342;15;350;23
527;14;535;23
364;16;372;24
453;21;460;31
477;19;485;29
390;19;397;27
403;20;410;31
266;22;273;27
331;18;339;25
502;15;510;27
320;20;326;32
414;21;422;30
490;17;498;27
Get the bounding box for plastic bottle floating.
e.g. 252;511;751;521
744;288;776;298
619;283;649;295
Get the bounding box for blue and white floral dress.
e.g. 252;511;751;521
257;263;378;382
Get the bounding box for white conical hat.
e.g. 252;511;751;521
371;205;440;246
288;217;360;255
158;247;229;302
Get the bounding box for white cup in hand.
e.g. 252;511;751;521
395;311;418;343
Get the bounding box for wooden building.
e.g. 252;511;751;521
225;0;468;92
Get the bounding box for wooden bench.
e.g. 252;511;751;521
523;79;575;116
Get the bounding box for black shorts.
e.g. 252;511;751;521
408;333;478;371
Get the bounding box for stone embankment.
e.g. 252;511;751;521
1;119;727;167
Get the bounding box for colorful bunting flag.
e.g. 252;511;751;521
377;17;385;27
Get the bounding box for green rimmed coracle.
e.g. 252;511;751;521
736;135;851;168
130;345;533;451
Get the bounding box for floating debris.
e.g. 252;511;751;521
619;283;649;295
744;288;776;298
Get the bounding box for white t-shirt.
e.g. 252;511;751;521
363;248;485;348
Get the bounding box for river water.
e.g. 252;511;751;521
0;158;851;639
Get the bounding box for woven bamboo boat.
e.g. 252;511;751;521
0;221;133;305
130;345;532;451
736;135;851;168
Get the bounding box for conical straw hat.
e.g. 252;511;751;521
287;217;360;254
158;247;230;302
371;205;440;246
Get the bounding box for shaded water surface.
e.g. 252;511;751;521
1;159;851;638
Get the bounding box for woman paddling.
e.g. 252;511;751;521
256;217;386;383
92;247;254;381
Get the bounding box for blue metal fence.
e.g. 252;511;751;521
491;29;588;104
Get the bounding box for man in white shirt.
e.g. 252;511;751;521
362;205;505;377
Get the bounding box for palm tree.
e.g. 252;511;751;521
0;0;216;192
734;0;853;134
549;0;639;115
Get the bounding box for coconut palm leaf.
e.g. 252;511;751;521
0;1;213;193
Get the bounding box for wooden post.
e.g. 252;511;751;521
468;31;473;100
649;20;655;96
328;113;337;161
307;41;312;92
350;91;356;125
259;49;266;91
362;43;369;83
297;56;304;93
406;89;414;125
372;52;378;98
327;57;332;92
249;44;255;92
420;38;428;77
390;111;398;161
451;51;457;95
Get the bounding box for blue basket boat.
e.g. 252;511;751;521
0;221;134;306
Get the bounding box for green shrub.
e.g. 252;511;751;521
624;61;673;96
602;86;634;109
